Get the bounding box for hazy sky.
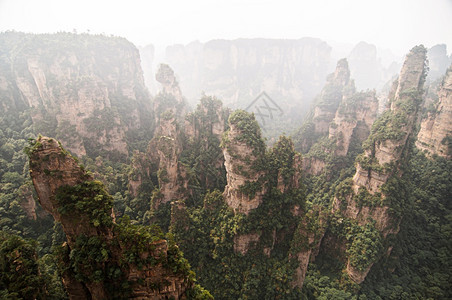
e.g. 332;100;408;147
0;0;451;55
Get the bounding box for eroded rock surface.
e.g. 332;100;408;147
416;65;452;158
28;136;199;299
222;111;266;215
335;45;428;283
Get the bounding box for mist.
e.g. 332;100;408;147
1;0;451;55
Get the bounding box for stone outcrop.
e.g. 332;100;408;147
296;58;355;155
352;45;427;195
335;45;428;284
299;58;377;175
233;233;261;255
416;65;452;158
18;185;38;220
427;44;452;81
222;110;266;215
148;113;188;207
329;91;378;156
136;95;228;210
291;208;327;289
0;32;153;159
313;58;354;134
183;96;229;190
28;136;199;299
154;64;188;125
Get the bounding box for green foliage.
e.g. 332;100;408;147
225;110;266;155
0;231;45;299
115;216;164;267
238;181;262;198
362;86;422;151
346;221;383;271
361;150;451;299
178;96;228;204
353;187;382;208
55;180;114;228
69;234;110;282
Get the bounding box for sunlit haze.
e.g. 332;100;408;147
0;0;451;55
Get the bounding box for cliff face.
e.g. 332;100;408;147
222;110;266;214
183;96;228;190
352;46;427;195
0;32;153;159
298;58;378;176
296;58;355;156
329;91;378;156
148;113;188;207
427;44;452;81
154;64;188;125
416;66;452;158
291;208;327;289
313;58;354;134
27;136;199;299
335;45;428;283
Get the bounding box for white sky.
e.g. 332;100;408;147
0;0;451;55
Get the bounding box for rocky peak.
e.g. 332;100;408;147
185;95;227;139
348;42;378;87
155;64;184;102
427;44;452;81
333;45;428;284
329;91;378;157
393;45;427;102
416;65;452;158
297;58;355;151
148;112;188;208
1;33;152;159
353;45;427;194
154;64;188;126
332;58;351;87
27;136;202;299
183;96;228;190
222;110;266;214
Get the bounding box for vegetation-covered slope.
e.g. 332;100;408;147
0;33;451;299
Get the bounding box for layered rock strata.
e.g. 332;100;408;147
1;32;152;158
416;65;452;158
329;91;378;156
222;110;266;215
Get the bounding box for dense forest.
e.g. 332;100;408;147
0;32;451;299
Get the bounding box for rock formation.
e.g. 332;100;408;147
313;58;354;135
153;64;188;125
148;112;189;207
329;91;378;156
296;58;355;155
221;110;266;214
183;96;229;190
0;32;153;159
352;45;427;195
334;45;428;283
298;58;378;175
427;44;452;81
27;136;204;299
416;65;452;158
291;208;327;289
140;95;228;210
